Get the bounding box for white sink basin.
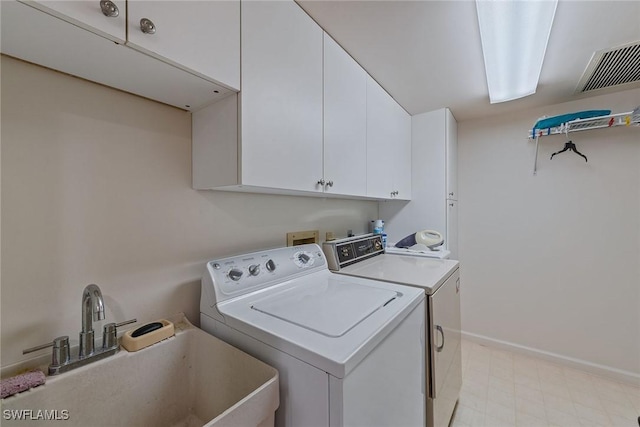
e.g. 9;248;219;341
1;315;279;427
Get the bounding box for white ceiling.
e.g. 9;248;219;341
296;0;640;121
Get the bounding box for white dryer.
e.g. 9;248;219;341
324;235;462;427
200;244;426;427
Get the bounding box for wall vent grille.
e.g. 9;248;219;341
577;41;640;93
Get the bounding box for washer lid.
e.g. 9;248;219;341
251;280;398;337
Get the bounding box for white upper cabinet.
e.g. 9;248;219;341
366;76;411;200
323;33;367;197
2;0;239;110
366;76;395;199
239;0;324;193
390;100;412;200
126;1;239;90
18;0;126;42
446;109;458;201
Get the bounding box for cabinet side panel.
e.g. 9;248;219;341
192;95;239;189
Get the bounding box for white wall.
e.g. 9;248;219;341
458;88;640;381
0;56;377;368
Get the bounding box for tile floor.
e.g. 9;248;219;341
450;340;640;427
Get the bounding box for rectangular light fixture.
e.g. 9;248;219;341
476;0;558;103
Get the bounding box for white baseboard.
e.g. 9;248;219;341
461;330;640;387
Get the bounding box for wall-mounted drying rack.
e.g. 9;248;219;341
528;107;640;175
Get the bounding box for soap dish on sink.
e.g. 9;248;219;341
121;319;174;352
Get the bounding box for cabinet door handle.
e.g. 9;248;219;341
316;179;325;186
435;325;445;352
325;180;334;188
99;0;119;17
140;18;156;35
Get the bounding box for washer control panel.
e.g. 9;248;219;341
206;244;326;300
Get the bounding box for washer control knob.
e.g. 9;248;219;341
293;251;315;267
265;259;276;272
228;268;243;281
298;253;311;264
248;264;260;276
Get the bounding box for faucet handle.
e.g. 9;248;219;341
23;336;71;368
115;319;137;328
102;318;137;350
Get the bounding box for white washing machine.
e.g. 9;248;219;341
323;235;462;427
200;243;426;427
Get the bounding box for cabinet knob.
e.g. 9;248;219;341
316;179;325;186
140;18;156;34
449;192;454;197
99;0;119;17
325;180;334;188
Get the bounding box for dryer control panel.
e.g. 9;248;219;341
322;234;384;271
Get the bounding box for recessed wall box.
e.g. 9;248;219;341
286;230;319;246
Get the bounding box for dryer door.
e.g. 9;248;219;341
428;268;462;427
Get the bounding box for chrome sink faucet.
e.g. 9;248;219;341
23;284;136;375
79;284;105;357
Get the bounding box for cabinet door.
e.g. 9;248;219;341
19;0;126;42
446;199;458;259
240;0;323;192
445;108;458;201
323;33;367;197
366;76;395;199
127;0;240;90
391;102;412;200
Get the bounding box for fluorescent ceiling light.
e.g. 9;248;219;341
476;0;558;103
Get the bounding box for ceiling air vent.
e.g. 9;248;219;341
576;41;640;93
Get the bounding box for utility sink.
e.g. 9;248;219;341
0;315;279;426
